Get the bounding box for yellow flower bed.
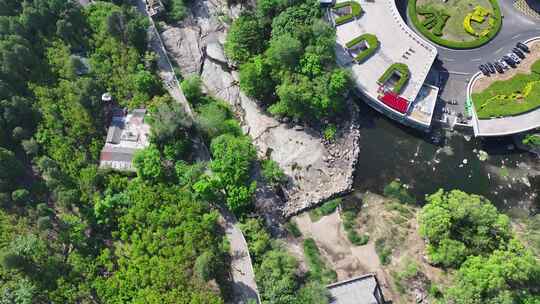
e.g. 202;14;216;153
463;6;492;37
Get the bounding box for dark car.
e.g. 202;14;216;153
494;62;504;73
502;56;516;67
486;62;496;74
512;48;525;59
517;42;530;53
479;65;489;76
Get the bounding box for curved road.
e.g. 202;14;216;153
398;0;540;74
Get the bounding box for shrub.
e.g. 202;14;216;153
11;189;30;205
378;63;410;94
345;33;379;63
37;216;52;231
261;159;286;187
342;210;369;246
375;238;392;265
323;124;337;141
348;231;369;246
408;0;502;49
285;221;302;238
181;75;204;104
309;198;341;221
303;238;337;284
523;134;540;147
392;258;420;294
383;180;415;204
333;1;363;26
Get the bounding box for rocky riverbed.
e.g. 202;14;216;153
159;0;361;217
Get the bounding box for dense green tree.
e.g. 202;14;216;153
261;159;286;187
265;34;302;72
132;145;164;182
296;283;330;304
163;0;188;23
181;75;204;104
147;101;192;144
0;0;21;16
419;189;512;268
239;218;272;262
194;251;217;281
207;134;257;214
0;96;36;144
270;0;320;41
239;55;276;101
196;101;241;140
21;138;39;156
446;239;540;304
228;0;350;122
224;13;266;64
11;189;30;206
257;250;299;304
0;147;23;192
96;181;226;303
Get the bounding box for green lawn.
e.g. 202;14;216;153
472;61;540;119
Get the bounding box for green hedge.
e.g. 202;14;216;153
345;33;379;63
378;63;410;94
333;1;363;26
408;0;502;49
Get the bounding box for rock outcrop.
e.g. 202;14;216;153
160;0;361;217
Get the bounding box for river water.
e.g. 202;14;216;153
351;101;539;214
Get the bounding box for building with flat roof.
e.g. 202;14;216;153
99;108;151;171
145;0;164;17
327;274;385;304
332;0;439;131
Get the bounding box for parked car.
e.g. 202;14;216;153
494;62;504;73
486;62;496;74
479;65;489;76
502;55;516;67
508;53;521;64
512;48;525;59
498;59;510;70
517;42;530;53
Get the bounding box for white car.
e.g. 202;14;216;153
498;59;510;70
508;53;521;64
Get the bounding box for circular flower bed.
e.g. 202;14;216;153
408;0;502;49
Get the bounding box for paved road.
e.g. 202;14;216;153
134;2;260;303
399;0;540;75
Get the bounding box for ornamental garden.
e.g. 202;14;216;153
408;0;502;49
472;58;540;119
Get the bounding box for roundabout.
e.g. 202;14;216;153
408;0;502;49
399;0;540;75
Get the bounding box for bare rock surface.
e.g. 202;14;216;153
160;0;361;217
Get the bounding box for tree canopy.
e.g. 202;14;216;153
419;189;512;268
227;0;350;123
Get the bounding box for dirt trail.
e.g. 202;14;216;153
293;211;396;300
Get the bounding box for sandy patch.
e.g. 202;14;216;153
287;192;454;304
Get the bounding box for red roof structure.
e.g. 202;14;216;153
379;92;409;114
